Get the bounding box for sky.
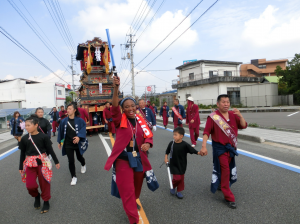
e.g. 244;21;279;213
0;0;299;96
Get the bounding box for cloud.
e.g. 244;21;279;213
242;5;300;46
73;0;198;52
28;70;80;86
4;74;14;80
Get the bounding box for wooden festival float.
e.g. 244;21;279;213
76;37;123;130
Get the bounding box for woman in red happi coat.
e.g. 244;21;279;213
104;76;158;224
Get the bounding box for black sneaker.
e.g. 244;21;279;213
41;201;50;214
225;200;236;209
34;193;40;209
137;203;141;211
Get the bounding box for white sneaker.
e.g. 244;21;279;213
81;165;86;174
191;144;195;147
71;177;77;186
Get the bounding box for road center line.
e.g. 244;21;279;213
156;125;300;174
287;111;299;116
98;133;150;224
0;146;19;161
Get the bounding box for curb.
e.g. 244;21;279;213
237;133;265;143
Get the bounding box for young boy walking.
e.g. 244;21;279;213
165;127;200;199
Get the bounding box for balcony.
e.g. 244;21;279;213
172;71;263;89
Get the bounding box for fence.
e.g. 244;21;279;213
178;95;295;108
172;71;259;85
0;108;52;129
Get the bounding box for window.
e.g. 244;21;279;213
227;87;240;105
189;73;194;80
186;94;191;99
58;90;62;95
209;71;218;78
224;71;232;77
258;65;266;69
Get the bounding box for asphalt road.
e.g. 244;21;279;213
1;124;300;224
200;111;300;130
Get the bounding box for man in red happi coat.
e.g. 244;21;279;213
186;97;200;147
103;101;115;135
200;94;247;209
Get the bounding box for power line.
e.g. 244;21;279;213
133;0;157;36
43;0;75;54
134;0;204;68
7;0;72;74
51;0;76;52
0;26;70;85
136;0;166;43
55;0;76;49
132;0;150;31
17;0;68;66
121;0;219;89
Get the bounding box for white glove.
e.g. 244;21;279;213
153;126;157;131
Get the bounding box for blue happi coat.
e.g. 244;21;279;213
211;141;238;193
171;104;186;124
10;117;25;135
49;110;59;122
57;116;88;156
139;108;156;125
92;112;102;125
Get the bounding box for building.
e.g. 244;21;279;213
157;90;177;107
172;60;262;106
0;78;68;109
240;83;293;107
240;58;288;77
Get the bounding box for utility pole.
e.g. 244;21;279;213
71;55;76;100
127;28;136;98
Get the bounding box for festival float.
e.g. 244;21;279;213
76;34;123;131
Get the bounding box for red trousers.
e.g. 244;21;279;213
115;159;144;224
108;122;115;134
219;152;235;202
189;127;199;145
174;123;183;129
163;116;168;126
172;174;185;192
26;166;51;201
52;121;58;133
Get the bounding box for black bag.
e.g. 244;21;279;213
17;125;22;132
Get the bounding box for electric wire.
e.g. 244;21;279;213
121;0;219;89
7;0;72;74
0;26;70;84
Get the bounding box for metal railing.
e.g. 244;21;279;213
178;95;295;108
172;71;264;85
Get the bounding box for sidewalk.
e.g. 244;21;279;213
0;131;14;144
156;116;300;147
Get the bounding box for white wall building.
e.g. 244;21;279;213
172;60;262;106
0;79;67;109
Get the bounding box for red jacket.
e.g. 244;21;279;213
104;106;153;171
203;110;247;146
78;107;89;122
59;110;68;120
103;107;112;120
186;104;200;128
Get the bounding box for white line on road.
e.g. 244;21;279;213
98;134;112;157
287;111;299;117
156;125;300;174
0;146;19;161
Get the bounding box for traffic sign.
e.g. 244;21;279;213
147;86;152;92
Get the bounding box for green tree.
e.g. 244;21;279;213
65;96;72;105
275;54;300;95
150;97;159;106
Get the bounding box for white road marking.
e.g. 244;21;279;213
287;111;299;117
98;134;112;156
0;146;18;160
103;137;111;140
156;124;300;173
